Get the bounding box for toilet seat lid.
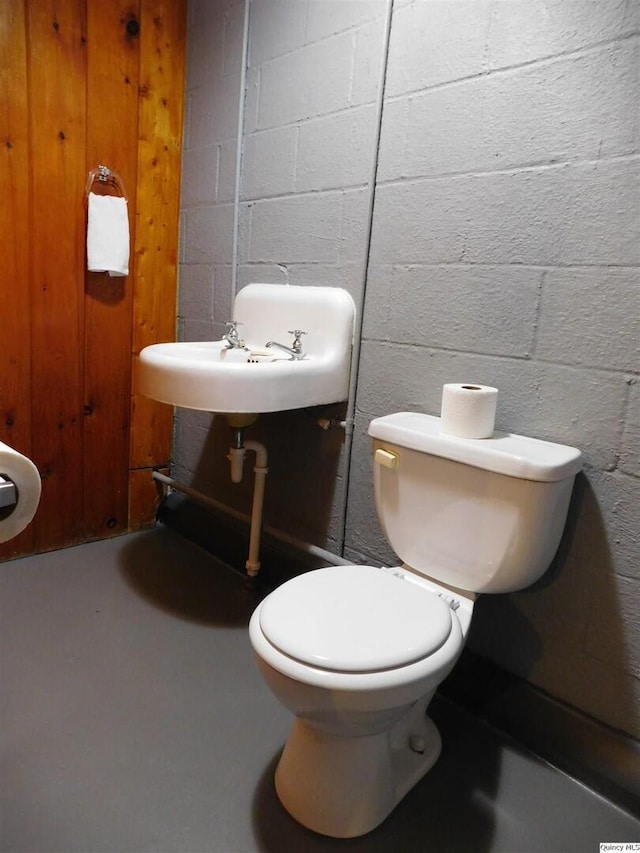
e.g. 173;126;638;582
258;565;453;673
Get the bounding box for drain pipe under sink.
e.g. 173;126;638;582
151;470;352;570
227;431;268;577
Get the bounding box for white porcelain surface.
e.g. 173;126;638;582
370;414;582;594
372;436;578;594
258;565;453;672
369;412;582;482
273;701;441;838
138;284;355;413
249;569;469;838
250;410;581;838
249;568;470;696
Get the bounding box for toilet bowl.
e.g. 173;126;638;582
250;412;582;838
249;564;473;838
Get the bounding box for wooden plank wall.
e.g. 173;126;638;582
0;0;33;557
0;0;186;560
129;0;185;519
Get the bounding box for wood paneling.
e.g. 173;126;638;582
0;0;32;559
129;465;168;530
0;0;186;559
83;1;140;540
28;0;87;550
129;0;186;487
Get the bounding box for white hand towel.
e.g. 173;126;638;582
87;192;130;277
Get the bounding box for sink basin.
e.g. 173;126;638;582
139;284;356;413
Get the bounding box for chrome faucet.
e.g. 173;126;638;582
266;329;307;360
222;320;245;349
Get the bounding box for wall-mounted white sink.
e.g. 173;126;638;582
138;284;356;413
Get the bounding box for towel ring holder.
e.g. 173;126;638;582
85;165;127;200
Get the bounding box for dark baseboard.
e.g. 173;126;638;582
158;491;640;819
439;651;640;818
157;491;336;589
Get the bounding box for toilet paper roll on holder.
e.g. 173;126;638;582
0;475;17;509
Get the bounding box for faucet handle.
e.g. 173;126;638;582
223;320;244;348
225;320;243;336
288;329;307;353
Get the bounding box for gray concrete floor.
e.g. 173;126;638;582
1;527;638;853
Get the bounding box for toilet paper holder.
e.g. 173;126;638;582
0;475;17;508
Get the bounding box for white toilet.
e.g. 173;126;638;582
249;411;582;838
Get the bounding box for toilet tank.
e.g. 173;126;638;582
368;413;582;594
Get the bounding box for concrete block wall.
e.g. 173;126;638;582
176;0;640;737
346;0;640;737
238;0;387;295
231;0;388;546
176;0;388;545
174;0;245;492
180;0;244;341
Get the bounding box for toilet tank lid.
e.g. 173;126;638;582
368;412;582;483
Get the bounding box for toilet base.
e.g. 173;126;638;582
274;700;441;838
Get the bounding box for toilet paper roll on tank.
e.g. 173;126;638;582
0;441;42;543
440;383;498;439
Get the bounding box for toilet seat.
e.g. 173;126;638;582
258;565;453;673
